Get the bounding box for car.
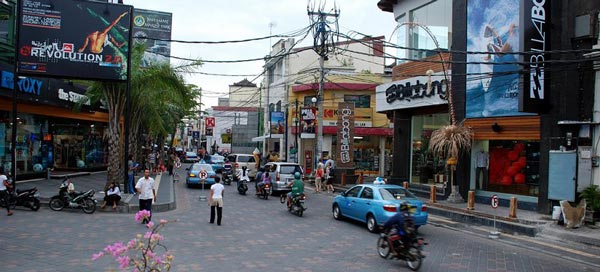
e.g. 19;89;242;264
186;163;219;188
209;155;225;173
262;162;303;195
183;152;199;163
332;184;428;233
226;153;258;179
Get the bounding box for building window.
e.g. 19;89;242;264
406;0;452;60
410;113;450;185
344;95;370;108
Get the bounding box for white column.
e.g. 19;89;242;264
379;136;386;176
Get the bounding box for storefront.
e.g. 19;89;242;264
0;64;109;178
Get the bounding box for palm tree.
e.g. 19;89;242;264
86;44;201;186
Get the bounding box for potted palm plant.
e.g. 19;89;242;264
580;185;600;224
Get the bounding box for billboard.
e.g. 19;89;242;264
465;0;532;118
132;8;172;66
300;107;316;138
336;103;355;168
519;0;550;113
270;111;284;135
17;0;132;81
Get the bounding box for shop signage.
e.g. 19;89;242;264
16;0;133;81
270;111;284;135
133;8;172;66
58;88;90;105
323;120;372;127
0;70;45;96
375;71;449;112
519;0;550;113
300;107;316;136
205;117;215;128
336;102;355;168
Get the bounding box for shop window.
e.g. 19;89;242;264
485;140;540;197
410;113;449;185
344;95;370;108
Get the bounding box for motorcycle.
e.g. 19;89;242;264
49;178;97;214
376;225;426;271
280;193;306;217
222;170;233;186
0;176;41;211
255;182;270;200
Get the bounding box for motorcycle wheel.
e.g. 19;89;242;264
296;205;303;217
264;191;269;200
29;198;41;211
406;247;423;271
279;194;286;204
82;198;96;214
49;198;64;211
377;236;391;259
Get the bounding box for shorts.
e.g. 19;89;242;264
210;198;223;207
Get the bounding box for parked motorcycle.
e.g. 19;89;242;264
49;178;97;214
377;226;426;271
280;193;306;217
0;180;41;211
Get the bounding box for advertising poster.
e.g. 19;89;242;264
300;107;316;136
132;8;172;66
336;102;354;168
465;0;530;118
17;0;133;81
270;111;285;135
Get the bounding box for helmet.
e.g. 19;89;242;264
294;172;301;179
400;202;412;212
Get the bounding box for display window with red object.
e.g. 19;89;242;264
484;140;540;197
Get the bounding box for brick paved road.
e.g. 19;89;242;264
0;166;598;271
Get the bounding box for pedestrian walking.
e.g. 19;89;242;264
314;163;324;193
148;152;156;173
168;152;176;176
127;155;138;194
209;178;224;225
135;169;156;224
0;169;13;216
325;164;334;193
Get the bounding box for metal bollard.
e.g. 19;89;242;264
341;173;346;186
467;190;475;210
430;185;437;203
403;181;409;189
358;173;364;184
509;197;518;218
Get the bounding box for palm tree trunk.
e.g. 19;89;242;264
105;83;126;187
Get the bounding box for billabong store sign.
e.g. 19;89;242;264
519;0;550;113
375;71;449;112
336;102;355;168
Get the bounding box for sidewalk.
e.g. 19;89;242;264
14;170;176;214
329;181;600;247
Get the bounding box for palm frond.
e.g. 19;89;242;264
428;121;473;160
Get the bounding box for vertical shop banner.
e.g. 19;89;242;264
336;102;355;168
465;0;532;118
270;111;285;135
132;8;172;66
519;0;550;113
300;107;316;137
17;0;133;81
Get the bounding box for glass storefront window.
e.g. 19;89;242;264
410;113;450;184
1;112;51;174
408;0;452;59
482;140;540;197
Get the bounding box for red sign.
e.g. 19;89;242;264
206;117;215;128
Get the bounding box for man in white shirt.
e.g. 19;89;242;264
0;169;13;216
209;178;225;225
136;169;156;224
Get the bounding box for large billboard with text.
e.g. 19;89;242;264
17;0;132;81
132;8;172;66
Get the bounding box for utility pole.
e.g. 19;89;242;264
308;4;339;167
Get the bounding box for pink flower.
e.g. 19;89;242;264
134;210;151;223
159;219;168;224
91;251;104;261
146;221;155;228
116;255;131;269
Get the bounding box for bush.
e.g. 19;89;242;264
580;185;600;212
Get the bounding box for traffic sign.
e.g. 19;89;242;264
491;195;499;209
199;170;208;179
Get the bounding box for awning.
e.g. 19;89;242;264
251;134;284;142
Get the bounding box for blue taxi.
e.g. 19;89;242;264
332;184;428;233
186;163;219;188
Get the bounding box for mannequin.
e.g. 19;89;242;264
476;150;489;189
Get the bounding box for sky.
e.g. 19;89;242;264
125;0;398;109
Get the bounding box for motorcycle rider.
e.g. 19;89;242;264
256;171;271;195
65;178;76;200
237;166;250;190
382;202;414;256
286;172;304;208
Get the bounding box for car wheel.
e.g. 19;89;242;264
367;214;378;233
332;204;343;220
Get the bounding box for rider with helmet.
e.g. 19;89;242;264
286;172;305;208
383;202;414;255
237;166;250;182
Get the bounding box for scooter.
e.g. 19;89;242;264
222;170;233;186
0;175;40;211
280;193;306;217
49;178;97;214
255;182;270;200
376;218;426;271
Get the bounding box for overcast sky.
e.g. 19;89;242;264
125;0;398;108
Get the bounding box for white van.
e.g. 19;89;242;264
227;153;258;179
